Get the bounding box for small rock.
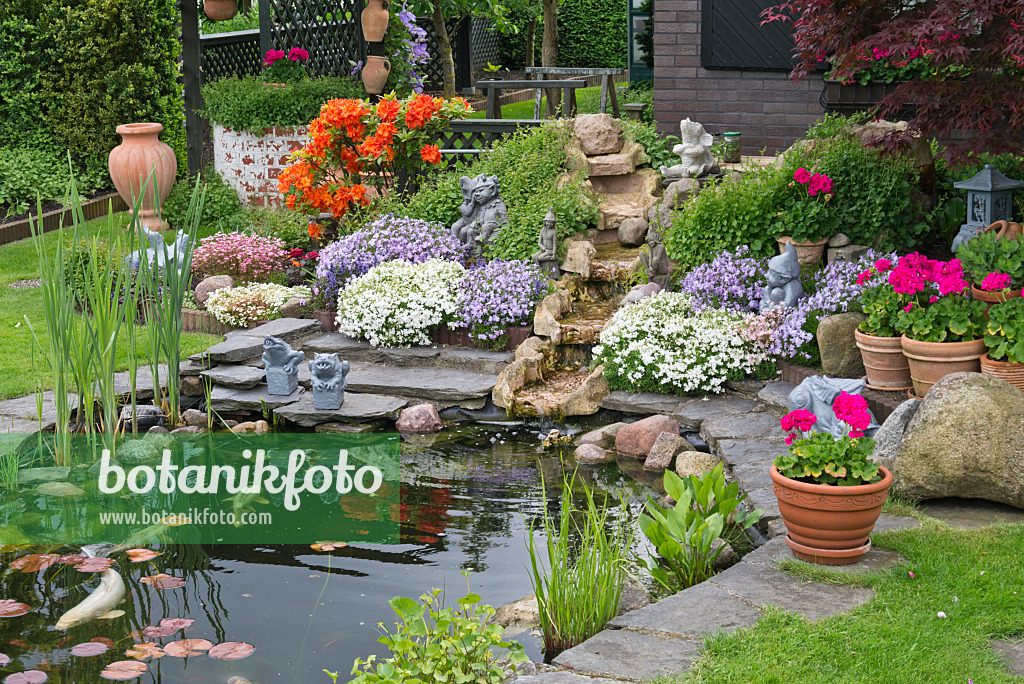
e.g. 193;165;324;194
828;244;871;263
171;426;207;435
829;233;851;247
223;419;239;429
576;422;626;449
231;421;259;434
147;425;169;434
622;282;662;305
279;296;306;318
143;432;174;454
561;241;598;278
180;375;204;396
712;538;736;571
396;404;443;433
675;450;720;478
18;467;71;484
817;312;867;378
663;178;700;210
514;661;537;677
618;574;651;615
254;420;270;434
575;443;613;464
643;432;693;471
573;113;624;156
117;439;161;466
182;408;207;428
618;217;648;247
193;275;235;306
492;595;540;628
615;415;681;458
36;482;86;498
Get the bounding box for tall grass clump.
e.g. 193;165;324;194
526;474;632;654
0;441;18;490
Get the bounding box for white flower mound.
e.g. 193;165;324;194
206;283;310;328
593;292;758;394
336;259;466;347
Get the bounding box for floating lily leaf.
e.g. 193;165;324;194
142;618;194;638
73;558;115;573
56;554;88;566
208;642;255;660
3;671;47;684
100;661;147;680
310;541;347;552
90;637;116;648
0;654;8;666
163;639;213;658
125;643;165;661
9;555;59;573
0;601;30;618
70;642;109;657
139;574;185;589
125;549;161;563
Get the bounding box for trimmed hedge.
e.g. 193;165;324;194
498;0;627;69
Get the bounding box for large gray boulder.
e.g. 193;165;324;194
892;373;1024;508
816;312;867;378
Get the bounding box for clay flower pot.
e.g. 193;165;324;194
361;56;391;95
980;353;1024;392
361;0;390;42
108;123;177;231
204;0;238;21
777;236;829;265
971;284;1021;314
313;308;339;333
854;329;913;391
771;465;892;566
900;335;986;398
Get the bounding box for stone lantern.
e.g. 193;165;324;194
952;164;1024;251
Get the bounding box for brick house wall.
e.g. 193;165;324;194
213;124;309;207
652;0;825;155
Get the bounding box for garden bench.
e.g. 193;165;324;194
475;79;588;119
525;67;625;118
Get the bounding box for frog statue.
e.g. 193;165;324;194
660;118;719;180
450;174;508;257
759;241;805;311
262;335;305;396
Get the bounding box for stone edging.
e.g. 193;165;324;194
0;192;128;247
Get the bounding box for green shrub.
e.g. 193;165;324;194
200;75;364;134
248;206;315;249
497;0;626;69
162;168;244;234
393;123;599;260
0;4;54;152
0;147;73;218
622;119;678;170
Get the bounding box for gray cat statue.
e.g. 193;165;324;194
309;353;351;410
263;335;305;396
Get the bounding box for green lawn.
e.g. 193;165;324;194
467;85;610;120
0;212;221;400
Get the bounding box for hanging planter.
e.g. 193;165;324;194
108;123;176;232
204;0;238;21
361;0;391;42
361;56;391;95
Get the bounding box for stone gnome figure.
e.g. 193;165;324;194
531;207;560;278
309;353;351;410
450;174;508;257
660;119;719;179
759;241;805;311
262;335;305;396
788;376;880;438
640;223;671;291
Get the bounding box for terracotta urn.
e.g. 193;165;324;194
361;56;391;95
900;335;986;398
854;328;913;391
980;353;1024;392
204;0;238;21
361;0;390;42
108;122;177;231
971;284;1021;314
771;465;892;566
777;236;829;265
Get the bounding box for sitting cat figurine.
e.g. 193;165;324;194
263;335;305;395
308;353;350;410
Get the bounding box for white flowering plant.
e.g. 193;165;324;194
206;283;310;328
593;293;769;395
336;259;465;347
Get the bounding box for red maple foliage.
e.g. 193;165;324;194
763;0;1024;159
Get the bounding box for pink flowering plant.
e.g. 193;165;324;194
956;230;1024;290
193;232;290;283
263;47;310;83
774;392;882;486
772;167;840;243
985;293;1024;364
890;253;988;343
857;256;911;337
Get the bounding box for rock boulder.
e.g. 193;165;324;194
816;312;867;378
618;217;648;247
643;432;693;472
574;113;623;156
193;275;235;307
396;404;443;433
615;415;680;458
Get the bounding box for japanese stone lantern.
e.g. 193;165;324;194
952;164;1024;251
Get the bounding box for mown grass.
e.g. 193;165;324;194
467;85;608;120
0;212;220;400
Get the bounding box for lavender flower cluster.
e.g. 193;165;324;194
453;260;549;341
314;214;466;305
677;247;767;313
397;8;430;94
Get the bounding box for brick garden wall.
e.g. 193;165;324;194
652;0;826;155
213;124;309;207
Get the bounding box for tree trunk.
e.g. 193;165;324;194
526;17;537;68
541;0;558;115
432;6;456;99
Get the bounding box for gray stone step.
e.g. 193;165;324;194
191;318;323;363
671;396;757;430
600;391;697;416
552;630;701;681
607;582;759;638
699;412;786;449
757;380;797;415
304;333;514;375
209;385;307;413
0;392;79;432
343;362;498;405
274;394;408;427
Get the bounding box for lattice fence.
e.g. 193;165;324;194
264;0;364;77
431;119;541;165
418;16;466;88
201;30;262;82
471;17;501;70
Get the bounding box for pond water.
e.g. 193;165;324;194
0;422;653;684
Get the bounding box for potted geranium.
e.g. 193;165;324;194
892;253;988;397
771;393;892;565
855;257;913;390
981;290;1024;390
956;229;1024;309
773;168;839;265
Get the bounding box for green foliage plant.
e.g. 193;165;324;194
621;119;679;170
984;297;1024;364
0;441;18;490
341;575;529;684
956;231;1024;289
0;147;73;218
638;465;761;592
162;166;244;234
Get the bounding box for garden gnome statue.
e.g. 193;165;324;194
660;119;719;180
450;174;508;258
262;336;305;396
531;208;560;278
759;241;805;311
308;353;350;410
788;376;880;439
639;224;671;291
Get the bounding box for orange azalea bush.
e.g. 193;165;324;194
277;93;472;219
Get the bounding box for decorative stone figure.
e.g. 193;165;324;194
262;336;304;396
309;353;351;410
659;119;719;180
531;208;560;278
639;224;671;291
788;376;880;439
129;226;189;272
759;241;805;311
450;174;508;257
952;164;1024;251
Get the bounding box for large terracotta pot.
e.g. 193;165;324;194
361;56;391;95
108;123;176;231
361;0;390;42
900;335;986;398
854;328;913;391
204;0;238;21
777;236;829;265
771;465;892;566
980;353;1024;392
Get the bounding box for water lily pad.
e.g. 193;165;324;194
0;654;8;666
125;643;164;661
139;574;185;589
57;554;88;565
310;541;347;552
125;549;161;562
74;557;115;573
70;642;109;657
163;639;213;658
100;661;147;680
9;555;59;573
3;672;47;684
0;600;30;618
208;642;255;660
142;618;194;638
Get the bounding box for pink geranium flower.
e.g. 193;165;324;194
980;272;1012;292
794;167;811;184
288;47;309;61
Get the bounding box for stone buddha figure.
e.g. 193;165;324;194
759;241;805;311
640;223;671;291
451;174;508;257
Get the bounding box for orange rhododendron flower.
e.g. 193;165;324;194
377;98;400;122
308;222;324;240
420;144;442;165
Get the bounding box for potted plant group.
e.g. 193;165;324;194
956;228;1024;309
855;257;913;390
891;253;988;397
981;290;1024;390
771;393;892;566
773;168;838;265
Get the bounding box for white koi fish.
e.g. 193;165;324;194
54;548;126;630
